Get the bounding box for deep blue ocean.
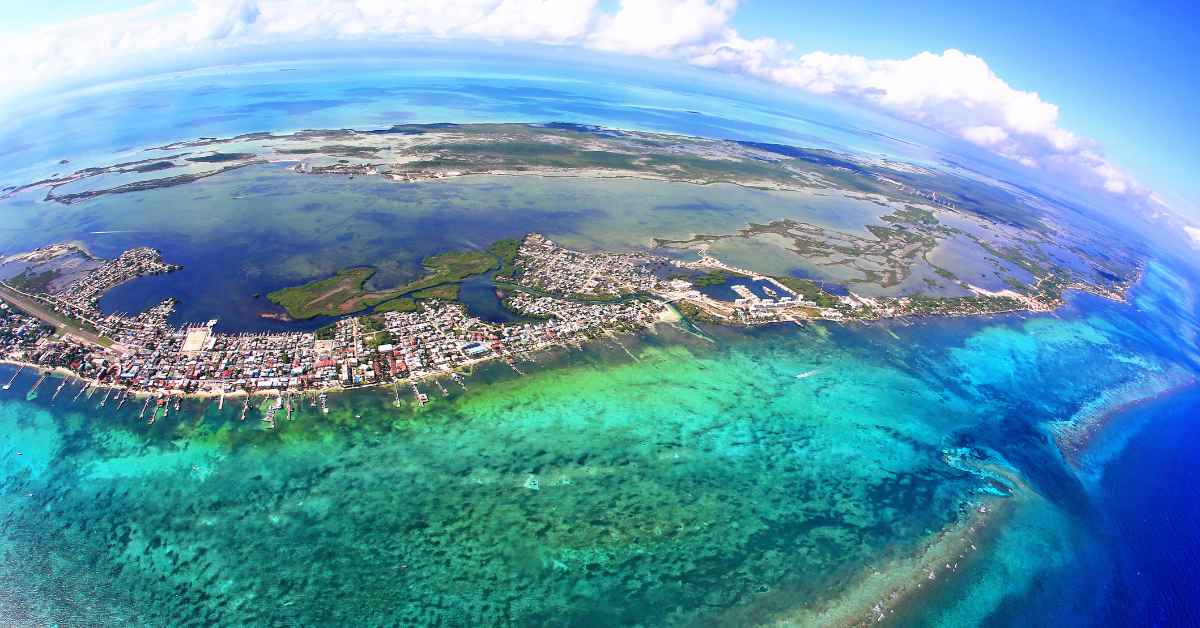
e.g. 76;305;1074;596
1093;388;1200;627
0;50;1197;626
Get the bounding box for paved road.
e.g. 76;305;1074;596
0;284;109;346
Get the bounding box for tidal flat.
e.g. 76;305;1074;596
0;166;912;332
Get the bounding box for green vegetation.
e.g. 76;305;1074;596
6;269;62;294
882;205;939;227
266;245;504;319
487;238;522;278
771;276;842;308
0;284;106;343
676;300;725;324
372;298;420;313
691;270;731;287
266;267;376;320
397;250;496;294
900;294;1024;315
409;284;460;301
365;331;393;349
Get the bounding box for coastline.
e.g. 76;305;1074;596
0;321;660;404
1050;368;1199;465
0;274;1136;405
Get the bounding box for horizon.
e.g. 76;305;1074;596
3;0;1197;232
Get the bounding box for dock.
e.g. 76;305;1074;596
3;365;23;390
140;395;151;419
433;378;449;398
409;381;427;406
29;371;47;395
99;387;112;407
451;372;468;391
239;396;249;421
263;395;281;429
150;397;165;425
51;378;67;401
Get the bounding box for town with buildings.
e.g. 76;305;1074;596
0;233;1124;422
0;237;676;421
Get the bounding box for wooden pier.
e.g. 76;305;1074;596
2;365;23;390
29;371;47;395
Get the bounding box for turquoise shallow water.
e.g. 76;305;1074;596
1;260;1196;626
1;56;1198;626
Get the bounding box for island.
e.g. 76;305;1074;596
265;245;508;320
0;220;1138;427
0;122;1144;421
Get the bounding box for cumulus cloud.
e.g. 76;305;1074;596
1184;225;1200;248
687;43;1156;207
0;0;1165;212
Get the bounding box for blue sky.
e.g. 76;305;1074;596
730;0;1200;212
2;0;1196;219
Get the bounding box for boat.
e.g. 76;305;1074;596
51;378;67;401
240;396;249;421
409;382;427;406
263;397;280;429
319;392;329;414
150;397;166;425
451;372;468;391
434;379;449;397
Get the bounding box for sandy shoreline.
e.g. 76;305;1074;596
0;320;666;403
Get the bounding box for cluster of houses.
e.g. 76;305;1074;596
4;234;1027;401
0;240;672;398
511;233;681;297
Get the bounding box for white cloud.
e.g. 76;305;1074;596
686;43;1158;208
0;0;1168;213
1184;225;1200;248
588;0;736;56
